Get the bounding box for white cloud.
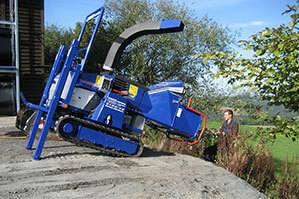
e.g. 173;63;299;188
250;21;264;26
229;20;266;28
193;0;249;9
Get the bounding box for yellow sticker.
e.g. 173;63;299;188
129;84;138;97
95;75;103;86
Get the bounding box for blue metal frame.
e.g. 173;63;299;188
78;7;105;70
25;7;105;160
63;7;105;104
26;45;67;150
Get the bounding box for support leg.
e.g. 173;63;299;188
25;111;42;150
33;115;53;160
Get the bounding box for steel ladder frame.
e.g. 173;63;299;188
25;7;105;160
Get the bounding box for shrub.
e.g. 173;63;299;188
216;134;276;192
143;127;299;199
142;128;219;157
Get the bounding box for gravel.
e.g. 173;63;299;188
0;116;16;130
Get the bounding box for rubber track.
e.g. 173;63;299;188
55;115;144;157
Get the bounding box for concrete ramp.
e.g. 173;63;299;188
0;136;267;199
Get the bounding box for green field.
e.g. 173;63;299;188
206;120;257;132
207;120;299;175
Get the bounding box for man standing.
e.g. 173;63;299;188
218;109;239;153
220;109;239;137
203;109;239;161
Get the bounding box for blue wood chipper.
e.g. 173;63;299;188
16;7;207;160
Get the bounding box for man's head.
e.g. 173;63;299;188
223;109;233;121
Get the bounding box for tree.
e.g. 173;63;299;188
44;0;234;90
203;2;299;140
44;25;74;64
103;0;233;89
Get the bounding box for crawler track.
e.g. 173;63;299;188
55;115;144;157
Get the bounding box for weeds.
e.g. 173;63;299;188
216;134;276;192
143;127;299;199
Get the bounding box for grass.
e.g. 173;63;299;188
267;136;299;175
207;120;257;132
206;120;299;175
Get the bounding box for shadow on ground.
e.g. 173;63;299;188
41;146;175;160
0;129;26;137
1;129;175;159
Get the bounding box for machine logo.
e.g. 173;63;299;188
105;97;126;113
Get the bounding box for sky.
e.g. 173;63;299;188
183;0;292;38
45;0;295;90
45;0;294;41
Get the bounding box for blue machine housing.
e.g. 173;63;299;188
91;92;127;129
